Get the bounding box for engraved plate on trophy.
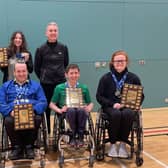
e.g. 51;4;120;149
14;104;34;130
0;48;8;67
65;88;84;108
121;83;143;111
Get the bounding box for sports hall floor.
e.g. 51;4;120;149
3;107;168;168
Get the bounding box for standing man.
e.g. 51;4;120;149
34;22;69;134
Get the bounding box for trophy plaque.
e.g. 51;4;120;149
14;104;34;130
65;88;84;108
121;83;143;111
0;48;8;67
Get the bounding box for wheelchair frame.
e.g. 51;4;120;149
95;108;143;167
53;112;95;168
0;113;48;168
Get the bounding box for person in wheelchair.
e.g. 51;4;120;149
0;61;47;160
96;50;144;158
49;64;93;147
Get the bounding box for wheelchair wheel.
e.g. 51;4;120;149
40;159;46;168
53;114;60;151
136;157;143;167
89;155;94;168
0;162;5;168
1;121;9;162
135;112;143;166
88;113;95;141
95;110;105;161
42;113;48;153
59;155;64;168
96;147;104;161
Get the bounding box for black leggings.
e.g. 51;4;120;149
4;115;42;147
103;107;135;144
41;83;56;134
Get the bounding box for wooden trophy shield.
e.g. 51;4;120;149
65;88;84;108
14;104;34;130
0;48;8;67
121;83;143;111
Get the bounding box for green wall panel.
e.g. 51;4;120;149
1;0;168;110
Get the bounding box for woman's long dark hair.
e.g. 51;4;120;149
7;31;28;58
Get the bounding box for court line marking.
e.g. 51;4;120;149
115;158;127;168
143;150;168;168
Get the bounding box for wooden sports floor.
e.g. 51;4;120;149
3;107;168;168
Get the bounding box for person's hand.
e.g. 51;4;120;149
22;52;29;62
113;103;123;109
10;110;14;117
83;105;90;113
61;106;67;113
83;103;94;113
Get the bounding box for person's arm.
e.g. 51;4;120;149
0;84;14;117
82;85;94;112
96;76;114;107
64;45;69;68
84;102;94;113
29;83;47;114
26;52;33;73
34;48;42;79
49;85;67;114
132;74;145;104
49;102;67;114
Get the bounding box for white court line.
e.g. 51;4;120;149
143;151;168;168
115;158;127;168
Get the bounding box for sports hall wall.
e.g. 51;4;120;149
1;0;168;110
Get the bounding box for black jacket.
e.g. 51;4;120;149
34;41;69;85
96;67;144;108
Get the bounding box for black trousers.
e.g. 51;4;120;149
41;83;56;134
4;115;42;148
103;107;135;144
66;108;88;136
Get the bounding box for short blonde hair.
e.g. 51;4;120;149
46;22;58;30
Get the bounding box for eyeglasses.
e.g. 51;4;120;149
113;60;127;63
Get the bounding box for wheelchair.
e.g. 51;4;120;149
0;113;48;168
53;111;95;168
95;108;143;167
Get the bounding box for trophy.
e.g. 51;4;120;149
65;88;84;108
0;48;8;67
14;104;34;130
121;83;143;111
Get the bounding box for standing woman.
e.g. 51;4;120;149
96;50;144;158
34;22;69;134
0;31;33;83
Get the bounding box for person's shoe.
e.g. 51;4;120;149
9;146;24;160
25;145;35;159
69;138;76;147
118;142;129;158
108;144;118;157
76;138;84;147
77;133;84;147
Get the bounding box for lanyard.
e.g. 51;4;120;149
111;72;128;91
15;83;29;104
